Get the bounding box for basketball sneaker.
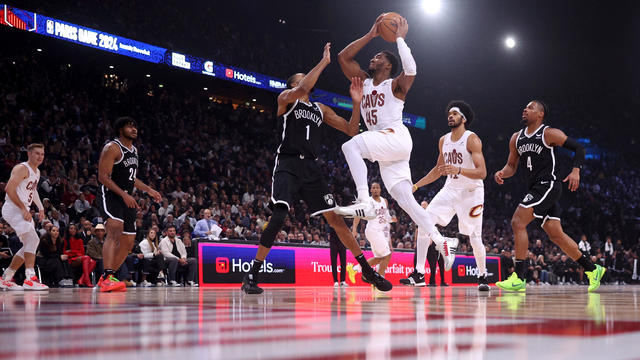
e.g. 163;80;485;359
241;273;264;294
22;276;49;291
399;270;426;287
334;199;376;220
435;237;458;271
346;264;357;283
361;270;392;291
98;275;126;292
496;272;526;292
478;274;490;291
0;278;23;291
586;264;606;292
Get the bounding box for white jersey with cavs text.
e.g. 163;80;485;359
360;78;404;131
4;162;40;209
442;131;483;190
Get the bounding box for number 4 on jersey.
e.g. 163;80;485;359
527;156;533;171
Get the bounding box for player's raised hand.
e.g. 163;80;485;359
396;16;409;39
349;76;363;103
563;169;580;192
368;14;385;38
322;42;331;64
494;170;505;185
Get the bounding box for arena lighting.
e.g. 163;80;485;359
505;36;516;49
36;48;41;51
203;87;208;90
0;4;429;129
421;0;441;15
109;65;114;69
145;74;150;77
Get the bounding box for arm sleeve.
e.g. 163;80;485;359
396;37;417;76
562;137;585;169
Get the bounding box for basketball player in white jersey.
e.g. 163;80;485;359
335;14;457;271
351;182;397;277
0;144;49;290
408;101;490;291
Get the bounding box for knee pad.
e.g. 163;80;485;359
259;204;288;248
21;229;40;254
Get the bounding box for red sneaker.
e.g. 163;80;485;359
22;276;49;291
98;275;126;292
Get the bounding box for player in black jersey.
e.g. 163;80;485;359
97;117;161;292
494;100;605;292
241;43;392;294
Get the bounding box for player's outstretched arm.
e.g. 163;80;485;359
413;137;445;192
337;14;384;81
494;132;520;185
277;43;332;112
319;77;363;137
392;17;416;99
134;178;162;202
544;127;585;192
441;134;487;180
98;142;137;209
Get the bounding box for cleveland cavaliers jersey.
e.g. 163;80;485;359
516;124;556;187
360;78;404;131
276;100;324;159
442;131;484;190
366;196;391;232
4;162;40;209
107;139;138;193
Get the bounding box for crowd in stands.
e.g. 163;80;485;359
1;30;639;287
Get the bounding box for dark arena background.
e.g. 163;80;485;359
1;1;640;359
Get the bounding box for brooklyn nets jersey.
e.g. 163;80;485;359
107;139;138;193
516;124;556;187
276;100;324;159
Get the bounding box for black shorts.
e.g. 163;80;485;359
519;180;562;225
96;186;137;234
270;154;336;216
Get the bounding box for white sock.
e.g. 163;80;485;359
342;138;370;201
470;235;487;277
25;268;36;279
3;268;16;281
415;233;431;274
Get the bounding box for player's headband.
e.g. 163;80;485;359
449;107;466;120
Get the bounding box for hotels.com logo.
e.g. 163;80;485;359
457;265;466;277
216;257;230;273
225;68;260;85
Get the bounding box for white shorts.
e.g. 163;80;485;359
2;201;35;236
357;125;413;191
365;225;391;258
427;186;484;237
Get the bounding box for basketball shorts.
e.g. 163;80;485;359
1;201;35;235
97;186;137;234
356;124;413;191
365;225;391;258
519;180;562;225
270;154;336;216
426;186;484;237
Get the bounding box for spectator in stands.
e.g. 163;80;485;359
138;228;166;286
86;223;106;275
160;225;197;287
63;224;96;287
500;250;515;280
78;220;93;245
193;209;220;239
531;239;545;258
578;234;591;256
73;193;91;219
554;255;577;285
604;236;614;256
37;226;74;287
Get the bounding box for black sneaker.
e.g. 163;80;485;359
241;273;263;294
427;282;437;287
362;271;393;292
399;270;425;287
478;275;490;292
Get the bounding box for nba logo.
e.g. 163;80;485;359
457;265;466;277
225;68;234;78
216;257;230;273
46;20;54;34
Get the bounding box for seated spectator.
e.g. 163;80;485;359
554;255;577;285
63;223;96;287
138;228;166;286
160;225;197;287
182;231;196;259
86;223;106;274
78;220;93;245
535;254;550;285
578;234;592;256
500;250;515;280
37;226;74;287
73;193;91;220
192;208;221;239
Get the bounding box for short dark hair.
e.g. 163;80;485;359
113;116;137;137
532;100;549;120
381;50;399;77
165;224;176;231
286;73;299;89
446;100;475;127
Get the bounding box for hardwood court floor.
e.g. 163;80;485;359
0;285;639;359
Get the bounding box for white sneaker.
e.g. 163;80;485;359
0;278;24;291
187;281;199;287
156;281;166;287
170;280;182;287
340;281;349;287
22;276;49;291
158;271;165;279
334;282;340;287
436;237;459;271
334;199;376;220
140;280;153;287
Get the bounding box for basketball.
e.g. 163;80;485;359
378;12;402;42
